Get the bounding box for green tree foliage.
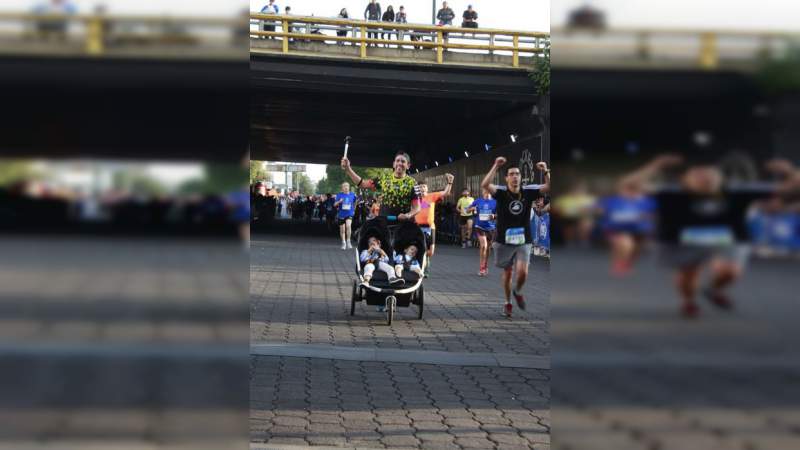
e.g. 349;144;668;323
294;172;315;195
250;160;272;184
530;42;550;95
0;160;38;187
757;47;800;94
316;165;391;194
176;163;247;195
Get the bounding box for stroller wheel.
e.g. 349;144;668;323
386;296;396;326
350;281;358;316
417;285;424;319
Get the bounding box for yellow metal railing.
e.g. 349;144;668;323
0;12;242;57
552;26;800;70
250;13;549;68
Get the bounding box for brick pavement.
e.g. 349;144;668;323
551;248;800;450
250;230;551;449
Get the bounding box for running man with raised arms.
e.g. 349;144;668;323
481;157;550;317
341;151;420;221
334;182;357;249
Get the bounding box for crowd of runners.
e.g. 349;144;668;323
338;151;550;318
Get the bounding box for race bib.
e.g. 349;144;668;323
342;203;351;211
479;213;492;222
610;209;639;223
505;227;526;245
680;226;734;246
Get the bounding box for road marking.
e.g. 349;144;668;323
250;343;550;369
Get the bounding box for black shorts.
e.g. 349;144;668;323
475;227;495;242
337;217;353;225
458;216;473;226
421;227;436;247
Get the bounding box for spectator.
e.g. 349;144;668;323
395;5;407;43
364;0;382;46
284;6;296;40
436;1;455;45
437;1;455;25
260;0;279;39
33;0;77;42
462;4;478;29
381;5;395;46
337;8;349;45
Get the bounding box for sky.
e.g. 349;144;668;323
3;1;797;30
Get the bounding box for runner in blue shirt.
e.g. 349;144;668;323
467;188;497;276
334;182;358;249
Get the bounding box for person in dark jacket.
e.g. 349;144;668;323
462;4;478;28
395;5;407;44
337;8;349;45
436;1;455;25
364;0;382;45
381;6;395;45
436;1;455;44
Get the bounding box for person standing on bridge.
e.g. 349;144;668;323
335;182;358;249
337;8;349;45
462;5;478;29
415;174;454;276
436;1;455;45
364;0;382;46
395;6;407;45
259;0;279;39
341;151;420;221
381;5;396;47
481;157;550;318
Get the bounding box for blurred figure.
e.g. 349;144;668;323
337;8;349;45
554;182;596;247
395;5;407;43
566;1;607;30
468;187;497;276
461;4;478;29
532;195;551;257
364;0;382;45
599;155;679;276
456;188;475;248
381;5;395;45
33;0;77;42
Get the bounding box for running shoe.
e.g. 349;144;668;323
341;241;347;250
681;302;700;319
346;241;352;249
703;288;733;310
504;303;513;317
512;288;526;311
462;242;467;249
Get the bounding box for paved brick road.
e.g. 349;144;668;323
551;248;800;450
250;229;551;449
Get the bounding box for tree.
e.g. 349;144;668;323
250;160;271;184
316;165;391;194
0;159;38;187
530;41;550;95
294;172;315;195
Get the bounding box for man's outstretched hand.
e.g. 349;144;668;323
536;161;548;172
494;156;507;167
445;173;455;184
341;157;351;170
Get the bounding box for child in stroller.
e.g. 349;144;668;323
360;236;403;286
394;244;423;278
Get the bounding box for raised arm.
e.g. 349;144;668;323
536;161;551;193
481;156;506;195
341;157;376;190
618;154;683;192
440;173;454;197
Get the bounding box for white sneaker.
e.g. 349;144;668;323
341;242;347;250
346;241;352;249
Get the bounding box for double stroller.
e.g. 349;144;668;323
350;217;427;325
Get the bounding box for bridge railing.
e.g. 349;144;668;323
250;13;550;68
552;26;800;70
0;11;244;58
